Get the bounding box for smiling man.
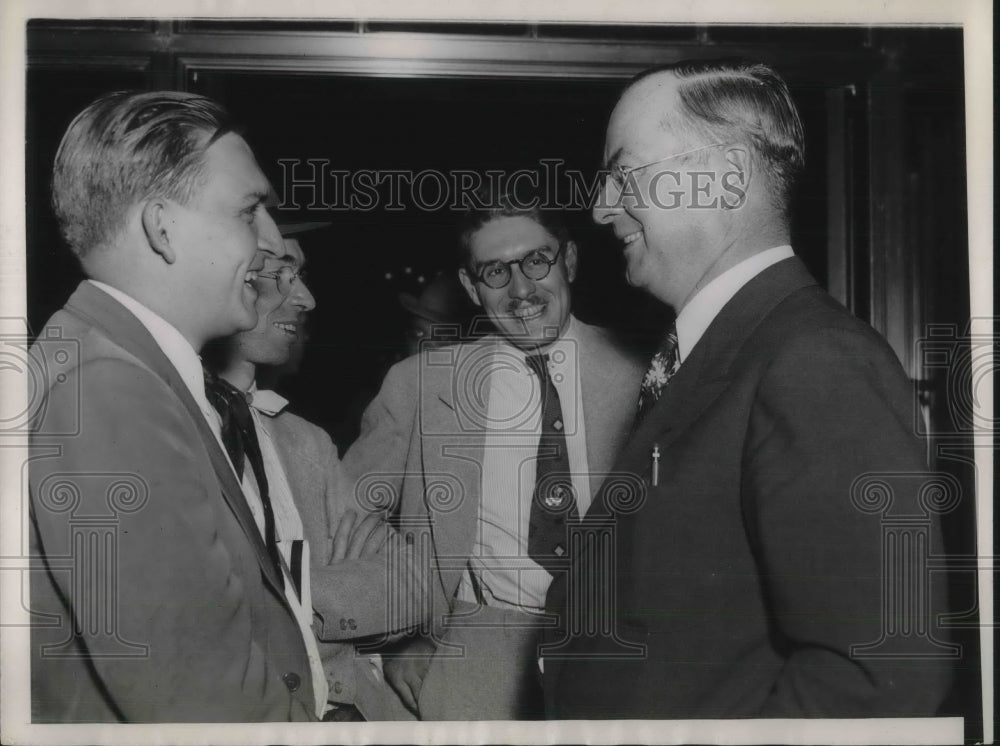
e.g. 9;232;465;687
29;91;320;721
207;227;423;722
341;191;643;719
542;59;953;718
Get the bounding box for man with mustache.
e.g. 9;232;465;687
542;59;953;718
205;221;421;721
341;192;644;719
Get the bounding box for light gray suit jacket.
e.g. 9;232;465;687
29;282;315;722
259;407;415;720
340;317;643;717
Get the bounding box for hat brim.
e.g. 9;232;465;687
277;221;332;237
398;292;454;324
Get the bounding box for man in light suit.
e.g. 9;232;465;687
542;59;954;718
29;91;319;721
208;224;420;721
341;195;644;719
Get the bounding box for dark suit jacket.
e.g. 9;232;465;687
29;282;315;722
543;258;953;718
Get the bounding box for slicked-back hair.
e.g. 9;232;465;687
51;90;235;259
456;187;572;270
629;59;805;211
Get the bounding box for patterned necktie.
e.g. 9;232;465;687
524;352;579;574
636;323;680;422
203;369;283;582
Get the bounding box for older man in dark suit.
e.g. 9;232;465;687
542;59;954;718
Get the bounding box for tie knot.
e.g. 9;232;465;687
204;369;251;424
524;352;550;381
659;324;679;365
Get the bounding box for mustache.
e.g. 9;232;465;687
505;297;546;313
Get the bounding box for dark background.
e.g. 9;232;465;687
23;21;981;737
27;65;832;445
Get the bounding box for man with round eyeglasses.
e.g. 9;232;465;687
341;191;644;719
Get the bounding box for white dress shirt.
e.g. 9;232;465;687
675;245;794;363
457;315;591;611
88;282;327;717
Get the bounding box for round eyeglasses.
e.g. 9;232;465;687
471;245;565;290
255;266;307;296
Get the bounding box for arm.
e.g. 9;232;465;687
310;358;432;642
30;358;311;721
339;356;421;516
746;327;952;716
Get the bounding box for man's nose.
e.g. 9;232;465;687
292;278;316;313
257;209;283;256
507;264;535;298
592;176;622;225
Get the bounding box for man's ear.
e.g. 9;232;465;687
562;240;579;283
457;267;483;307
722;146;752;208
140;199;177;264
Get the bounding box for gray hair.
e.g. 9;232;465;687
630;59;805;210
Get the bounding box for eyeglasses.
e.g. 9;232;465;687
607;142;725;190
471;245;565;290
255;266;308;296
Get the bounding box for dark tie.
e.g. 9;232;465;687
203;369;283;582
525;352;579;574
636;323;680;422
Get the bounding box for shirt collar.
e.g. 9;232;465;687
246;380;290;417
495;314;578;372
675;246;794;363
87;279;211;413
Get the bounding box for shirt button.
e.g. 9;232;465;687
339;618;348;630
348;619;357;630
334;681;344;695
282;672;301;692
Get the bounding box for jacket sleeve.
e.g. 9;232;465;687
745;326;953;716
30;357;313;722
339;357;421;515
311;357;431;642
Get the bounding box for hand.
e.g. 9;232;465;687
330;509;388;561
383;636;437;715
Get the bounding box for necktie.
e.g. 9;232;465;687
637;323;680;422
524;352;579;574
203;369;283;582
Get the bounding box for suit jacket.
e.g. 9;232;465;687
28;282;315;722
259;408;415;720
543;258;954;718
340;318;644;715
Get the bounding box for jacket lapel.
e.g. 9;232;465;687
65;282;286;596
419;340;490;601
575;320;638;496
549;257;818;695
631;257;818;451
